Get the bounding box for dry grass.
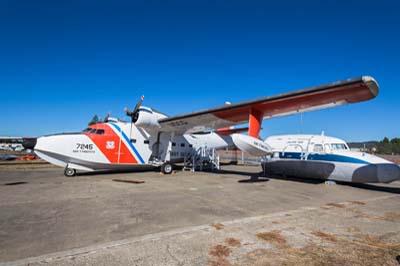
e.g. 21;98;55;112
381;212;400;221
207;257;231;266
350;209;386;220
348;200;366;205
347;226;361;233
241;238;400;266
225;237;241;248
208;243;233;266
209;244;231;258
354;233;400;249
256;230;288;248
311;231;337;242
324;202;346;208
349;210;400;222
211;223;224;230
239;225;400;266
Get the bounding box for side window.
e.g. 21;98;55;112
180;143;185;147
172;142;176;147
96;129;105;135
144;140;150;144
130;139;137;143
313;144;323;153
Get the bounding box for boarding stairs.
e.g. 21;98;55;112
183;147;220;172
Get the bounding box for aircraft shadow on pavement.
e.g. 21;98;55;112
77;168;158;176
344;183;400;194
238;174;270;183
216;169;322;184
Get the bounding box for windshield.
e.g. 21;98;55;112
331;143;348;150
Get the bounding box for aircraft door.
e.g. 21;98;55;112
151;132;171;162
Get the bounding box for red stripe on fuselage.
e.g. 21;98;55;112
85;124;138;164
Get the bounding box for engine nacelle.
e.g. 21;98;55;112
231;133;272;156
134;107;165;129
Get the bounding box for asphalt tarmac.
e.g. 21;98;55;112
0;165;399;265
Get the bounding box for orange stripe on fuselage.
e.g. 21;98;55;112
86;124;138;164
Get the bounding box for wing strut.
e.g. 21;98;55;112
248;108;263;138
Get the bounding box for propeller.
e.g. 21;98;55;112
104;112;111;122
125;95;144;140
124;95;144;123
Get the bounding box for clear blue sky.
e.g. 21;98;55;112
1;0;399;141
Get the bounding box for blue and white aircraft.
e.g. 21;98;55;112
256;134;400;183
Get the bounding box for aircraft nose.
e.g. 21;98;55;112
376;163;400;183
34;135;60;154
352;163;400;183
34;136;48;152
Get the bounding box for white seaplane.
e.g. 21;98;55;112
35;76;380;177
260;134;400;183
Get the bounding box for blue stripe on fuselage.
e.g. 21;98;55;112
109;123;145;164
279;152;369;164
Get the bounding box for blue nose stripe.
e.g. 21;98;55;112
279;152;369;164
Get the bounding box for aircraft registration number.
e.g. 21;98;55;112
73;143;95;153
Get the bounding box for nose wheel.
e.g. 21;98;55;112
64;167;76;177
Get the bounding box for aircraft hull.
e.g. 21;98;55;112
262;158;400;183
35;149;155;172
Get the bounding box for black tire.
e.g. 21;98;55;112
64;167;76;177
161;163;173;175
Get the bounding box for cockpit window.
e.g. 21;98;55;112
331;143;348;150
82;128;92;133
89;128;97;133
96;129;105;135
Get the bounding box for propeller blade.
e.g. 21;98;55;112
133;95;145;113
125;95;145;123
124;107;131;115
104;112;110;122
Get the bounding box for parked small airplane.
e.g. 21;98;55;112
34;76;379;176
260;134;400;183
0;137;25;152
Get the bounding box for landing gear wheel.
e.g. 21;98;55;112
161;163;173;175
64;167;76;177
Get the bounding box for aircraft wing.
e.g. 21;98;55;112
158;76;379;134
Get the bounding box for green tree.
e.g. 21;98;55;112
376;137;400;155
391;138;400;155
377;137;391;154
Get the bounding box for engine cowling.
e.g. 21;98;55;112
231;133;272;156
134;107;165;129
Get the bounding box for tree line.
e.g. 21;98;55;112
376;137;400;155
